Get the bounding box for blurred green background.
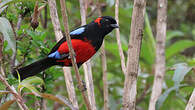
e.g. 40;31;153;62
0;0;195;110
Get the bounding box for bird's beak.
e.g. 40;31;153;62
110;24;119;28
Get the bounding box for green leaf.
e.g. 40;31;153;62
18;76;45;95
155;84;186;110
0;100;16;110
172;63;192;92
0;17;16;54
0;0;12;9
166;30;184;41
0;0;40;9
166;40;195;59
145;13;156;49
140;13;156;69
105;42;128;57
39;93;75;109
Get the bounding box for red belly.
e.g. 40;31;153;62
56;39;96;66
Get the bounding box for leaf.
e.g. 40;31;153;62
0;99;16;110
0;17;16;54
155;84;187;110
145;13;156;50
166;40;195;59
39;93;77;110
0;91;10;95
166;30;184;41
18;76;45;95
140;13;156;69
0;0;12;9
172;63;192;92
0;0;39;9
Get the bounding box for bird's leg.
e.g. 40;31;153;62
77;80;87;92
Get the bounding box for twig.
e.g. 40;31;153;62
17;14;22;30
0;67;29;110
136;84;150;104
148;0;167;109
10;22;17;73
48;0;63;41
44;4;47;28
59;0;91;110
185;88;195;110
83;61;96;110
63;67;79;109
122;0;146;110
79;0;97;109
115;0;127;75
47;0;79;109
101;41;109;110
0;35;3;62
96;1;109;109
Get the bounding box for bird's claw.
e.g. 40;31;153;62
77;80;87;92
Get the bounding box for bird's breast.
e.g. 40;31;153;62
56;39;96;66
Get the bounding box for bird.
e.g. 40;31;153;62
12;16;119;80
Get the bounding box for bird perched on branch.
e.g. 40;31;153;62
13;16;119;80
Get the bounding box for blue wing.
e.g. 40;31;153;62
70;27;85;35
48;51;61;59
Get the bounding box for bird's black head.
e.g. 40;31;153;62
94;16;119;36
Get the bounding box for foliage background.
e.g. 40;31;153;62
0;0;195;110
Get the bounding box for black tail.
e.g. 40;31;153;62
12;57;57;80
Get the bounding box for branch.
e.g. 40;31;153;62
0;67;29;110
122;0;146;110
148;0;167;109
59;0;91;110
47;0;78;109
96;1;110;109
115;0;127;75
63;67;79;109
185;88;195;110
101;41;109;110
17;14;23;30
79;0;97;109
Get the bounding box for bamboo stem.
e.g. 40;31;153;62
148;0;167;109
101;41;109;110
59;0;91;110
47;0;79;109
79;0;97;109
122;0;146;109
115;0;127;75
185;89;195;110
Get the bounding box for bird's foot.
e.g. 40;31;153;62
77;80;87;92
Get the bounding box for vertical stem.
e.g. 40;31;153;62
115;0;127;75
44;4;47;28
123;0;146;110
0;35;3;62
185;89;195;110
83;62;96;110
101;41;109;110
96;1;109;109
47;0;79;109
63;67;79;109
148;0;167;109
59;0;91;110
79;0;97;109
48;0;63;41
